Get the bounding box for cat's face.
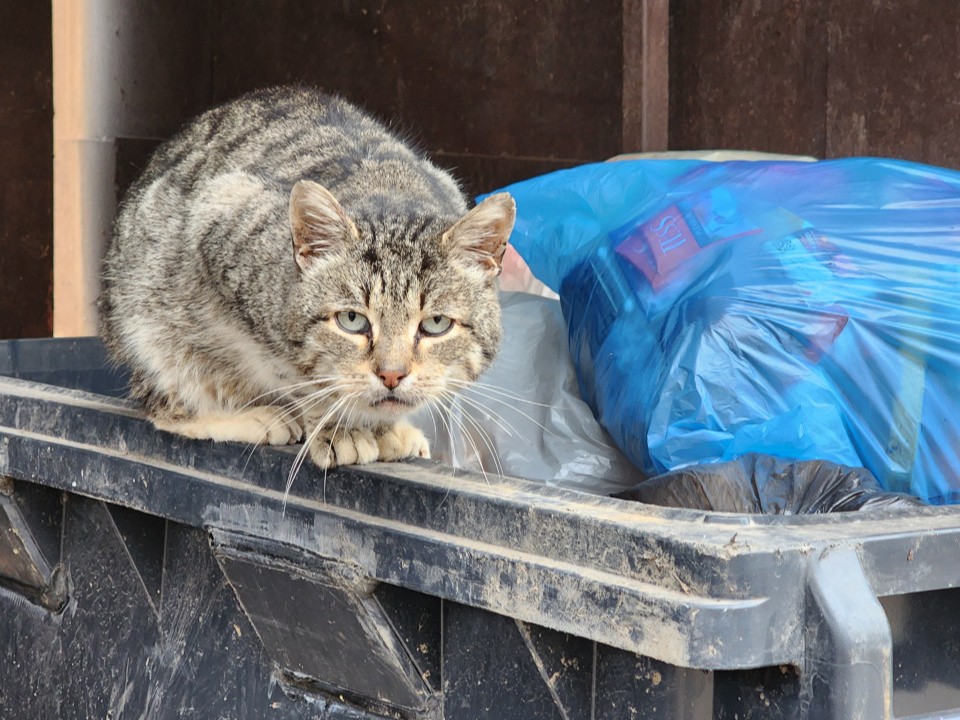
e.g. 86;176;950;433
287;182;514;427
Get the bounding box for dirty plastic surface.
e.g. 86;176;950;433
1;337;960;719
495;158;960;504
616;453;926;514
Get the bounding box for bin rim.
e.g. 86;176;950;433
2;342;959;672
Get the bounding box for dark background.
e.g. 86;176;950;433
2;0;53;338
4;0;960;338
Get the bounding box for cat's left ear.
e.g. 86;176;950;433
289;180;359;271
442;193;516;278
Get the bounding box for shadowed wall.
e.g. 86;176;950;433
1;0;52;338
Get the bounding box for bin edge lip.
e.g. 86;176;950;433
0;369;956;537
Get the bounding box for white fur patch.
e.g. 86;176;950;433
154;406;302;445
117;307;301;416
377;422;431;461
308;426;380;468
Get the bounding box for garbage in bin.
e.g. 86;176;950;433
416;291;641;495
426;294;921;512
492;157;960;504
614;453;926;514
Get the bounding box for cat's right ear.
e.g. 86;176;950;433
289;180;359;271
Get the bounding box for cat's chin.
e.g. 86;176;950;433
366;396;419;422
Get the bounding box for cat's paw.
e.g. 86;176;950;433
376;422;431;462
308;427;380;469
154;406;303;446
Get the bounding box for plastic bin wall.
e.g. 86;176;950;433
0;338;959;719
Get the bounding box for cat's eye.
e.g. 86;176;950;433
419;314;454;337
335;310;371;334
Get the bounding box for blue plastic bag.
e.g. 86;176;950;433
491;158;960;504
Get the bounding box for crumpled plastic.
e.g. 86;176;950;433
614;454;926;513
415;291;641;495
417;292;922;513
490;158;960;504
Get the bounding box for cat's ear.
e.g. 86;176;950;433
442;193;516;277
289;180;358;271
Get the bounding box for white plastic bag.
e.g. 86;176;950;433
415;291;640;495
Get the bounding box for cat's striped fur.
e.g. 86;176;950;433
99;86;514;468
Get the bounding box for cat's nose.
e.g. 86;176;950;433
377;368;408;390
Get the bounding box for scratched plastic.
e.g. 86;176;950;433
491;158;960;504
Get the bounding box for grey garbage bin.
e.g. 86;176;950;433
0;337;958;720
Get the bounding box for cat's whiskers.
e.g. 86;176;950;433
446;378;555;409
436;397;485;482
280;384;344;420
276;376;354;409
437;382;535;449
235;379;347;471
438;390;505;479
425;399;439;441
427;399;457;511
444;389;519;438
323;396;362;504
427;398;456;461
446;379;555;436
236;377;339;414
239;383;345;470
284;394;356;506
435;395;492;485
279;380;378;487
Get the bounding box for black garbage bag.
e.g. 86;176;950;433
613;454;926;514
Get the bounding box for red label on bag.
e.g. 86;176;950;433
616;205;702;290
803;307;849;362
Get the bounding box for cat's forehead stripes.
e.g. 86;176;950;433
364;273;423;330
347;216;448;307
353;215;444;255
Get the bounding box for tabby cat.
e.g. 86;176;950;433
99;86;515;469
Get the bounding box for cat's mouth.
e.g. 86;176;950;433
372;396;416;410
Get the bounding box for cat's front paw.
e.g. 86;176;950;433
153;406;303;446
376;422;431;462
308;427;380;469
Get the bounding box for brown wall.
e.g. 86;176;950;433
670;0;960;167
0;0;52;337
68;1;665;335
5;1;960;338
113;0;665;199
213;2;625;192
